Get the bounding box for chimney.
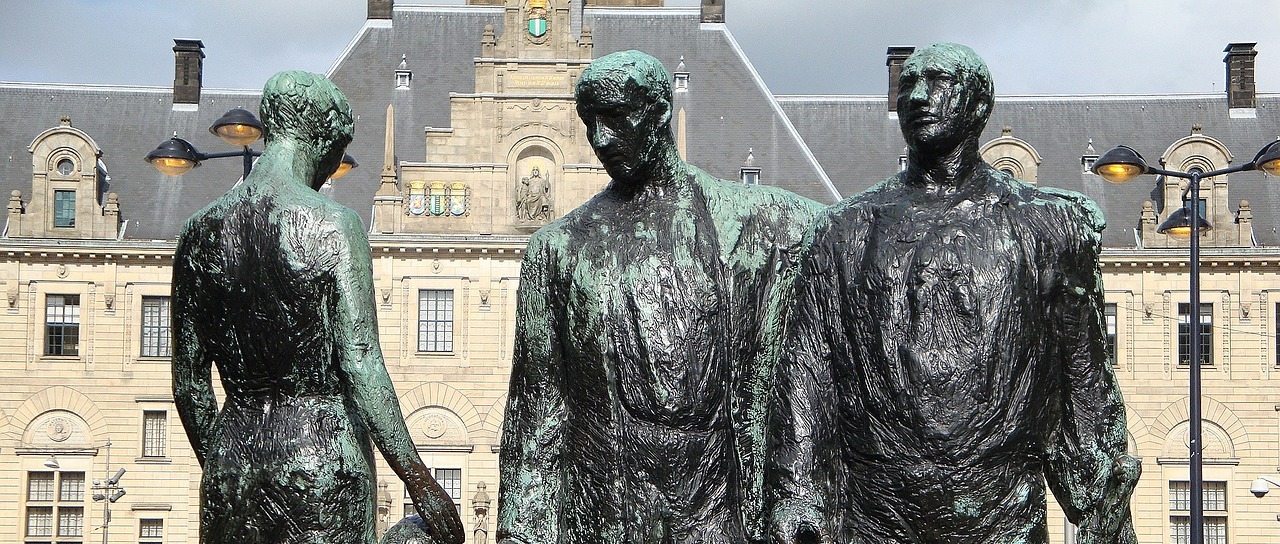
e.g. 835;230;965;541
369;0;393;19
886;46;914;112
172;39;205;105
1224;42;1257;110
701;0;724;23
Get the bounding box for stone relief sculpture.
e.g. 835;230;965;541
516;165;551;221
172;71;464;544
497;50;822;544
767;43;1140;544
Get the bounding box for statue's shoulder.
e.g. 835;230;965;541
1019;179;1106;235
688;164;825;221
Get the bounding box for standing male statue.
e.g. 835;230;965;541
172;71;464;544
498;50;821;544
768;43;1140;544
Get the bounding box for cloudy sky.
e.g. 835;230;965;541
1;0;1276;96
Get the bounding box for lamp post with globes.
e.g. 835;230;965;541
143;107;357;180
1092;139;1280;544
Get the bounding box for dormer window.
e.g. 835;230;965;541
739;148;760;185
395;54;412;89
56;158;74;176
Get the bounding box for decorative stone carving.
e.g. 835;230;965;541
515;166;551;221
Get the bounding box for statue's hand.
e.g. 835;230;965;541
1074;455;1141;544
409;475;466;544
769;500;831;544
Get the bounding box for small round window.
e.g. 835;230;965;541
56;158;74;176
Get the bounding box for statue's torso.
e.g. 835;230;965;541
837;178;1062;465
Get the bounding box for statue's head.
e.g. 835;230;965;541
896;43;994;157
259;71;354;190
575;50;673;184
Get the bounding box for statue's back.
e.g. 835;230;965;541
182;185;347;398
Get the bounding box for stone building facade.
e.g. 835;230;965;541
1;2;1279;544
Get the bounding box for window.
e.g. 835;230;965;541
53;190;75;228
142;411;167;458
435;468;463;513
1105;303;1117;365
45;295;81;356
140;296;172;357
418;290;454;353
1178;303;1212;365
404;467;464;518
139;519;164;544
1171;481;1229;544
25;471;85;542
1275;302;1280;366
1269;300;1280;363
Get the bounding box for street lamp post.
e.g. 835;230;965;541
1093;140;1280;544
91;439;126;544
144;107;356;180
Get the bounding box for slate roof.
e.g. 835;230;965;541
1;3;1276;247
779;93;1280;247
325;4;840;220
0;83;260;240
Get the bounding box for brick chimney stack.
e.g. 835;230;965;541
1224;42;1257;110
369;0;393;19
172;39;205;106
886;46;915;112
701;0;724;23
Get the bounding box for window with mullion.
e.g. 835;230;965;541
1177;302;1212;365
418;289;454;353
45;294;81;356
140;518;164;543
1104;303;1118;365
140;296;172;357
142;411;167;458
53;190;76;228
435;468;462;513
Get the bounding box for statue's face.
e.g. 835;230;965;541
897;47;989;155
577;77;668;183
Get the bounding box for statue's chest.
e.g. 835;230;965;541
860;204;1031;380
568;212;729;424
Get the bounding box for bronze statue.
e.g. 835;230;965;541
497;50;821;544
768;43;1140;544
172;71;464;544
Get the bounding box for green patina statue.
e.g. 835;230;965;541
767;43;1140;544
172;71;464;544
497;50;822;544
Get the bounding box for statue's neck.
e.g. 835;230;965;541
906;138;983;191
611;139;689;200
248;139;320;190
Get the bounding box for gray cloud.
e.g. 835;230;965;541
1;0;1275;96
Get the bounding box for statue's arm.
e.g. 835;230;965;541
767;220;838;544
171;230;218;467
1043;206;1140;544
331;213;464;544
735;194;825;542
497;236;565;544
